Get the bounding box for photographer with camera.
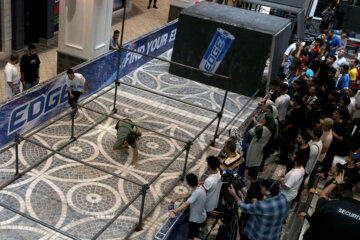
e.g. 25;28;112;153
113;119;141;167
169;173;206;240
228;179;288;240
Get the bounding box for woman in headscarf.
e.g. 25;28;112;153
246;112;275;169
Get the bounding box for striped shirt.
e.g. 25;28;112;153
237;193;289;240
220;153;242;172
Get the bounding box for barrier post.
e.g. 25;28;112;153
181;141;193;181
14;134;21;176
211;90;228;146
70;107;77;141
136;184;149;231
112;0;127;113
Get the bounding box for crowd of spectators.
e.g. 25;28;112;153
169;3;360;238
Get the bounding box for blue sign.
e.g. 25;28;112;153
0;21;178;147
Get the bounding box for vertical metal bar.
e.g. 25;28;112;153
14;135;20;176
181;141;192;181
70;107;76;141
211;90;228;146
136;184;149;231
112;0;127;113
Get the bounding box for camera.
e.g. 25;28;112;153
220;168;246;190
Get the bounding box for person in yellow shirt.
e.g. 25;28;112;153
349;58;359;86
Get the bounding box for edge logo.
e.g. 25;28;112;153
8;84;68;135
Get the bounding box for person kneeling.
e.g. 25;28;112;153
113;119;141;166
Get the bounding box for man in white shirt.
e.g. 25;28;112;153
275;83;290;123
333;48;348;79
4;53;20;99
203;156;222;213
65;68;88;108
278;152;305;204
170;173;207;240
299;127;323;197
281;39;305;75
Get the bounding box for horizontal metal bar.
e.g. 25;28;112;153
19;136;143;187
0;202;80;240
217;89;259;137
91;191;142;240
191;114;219;143
148;147;187;186
0;143;16;155
0;115;109;191
121;47;231;80
83;85;116;105
118;81;219;114
77;103;188;143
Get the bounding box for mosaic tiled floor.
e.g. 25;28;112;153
0;50;259;240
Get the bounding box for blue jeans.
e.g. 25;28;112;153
23;81;38;91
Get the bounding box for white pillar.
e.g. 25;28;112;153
58;0;113;61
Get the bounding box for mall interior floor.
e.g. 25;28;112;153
0;0;171;103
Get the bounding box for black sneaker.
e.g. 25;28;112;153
153;5;158;8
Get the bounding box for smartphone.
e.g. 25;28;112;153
278;170;283;177
168;204;174;212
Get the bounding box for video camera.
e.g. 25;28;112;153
220;168;246;190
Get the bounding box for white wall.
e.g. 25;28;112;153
58;0;113;60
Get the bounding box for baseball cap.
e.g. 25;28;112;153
320;118;334;128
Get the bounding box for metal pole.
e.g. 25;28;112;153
112;0;127;113
0;202;80;240
211;90;228;146
136;184;149;231
70;107;77;141
14;134;21;177
181;141;192;181
77;103;188;143
19;135;143;187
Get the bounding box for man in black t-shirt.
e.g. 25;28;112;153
20;44;41;91
303;174;360;240
315;55;336;87
239;167;263;236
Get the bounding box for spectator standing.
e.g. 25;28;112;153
65;69;88;108
20;44;40;91
228;179;288;240
349;58;359;85
333;48;347;76
340;32;348;49
203;156;222;213
303;175;360;240
327;30;342;56
319;4;336;31
281;39;304;76
239;167;264;236
109;30;120;50
147;0;158;9
322;108;349;173
278;95;306;165
219;140;242;172
335;64;350;91
278;151;305;203
302;127;323;194
246;114;275;169
4;53;20;99
170;173;206;240
315;55;336;86
275;83;290;123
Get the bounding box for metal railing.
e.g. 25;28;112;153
0;0;260;239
